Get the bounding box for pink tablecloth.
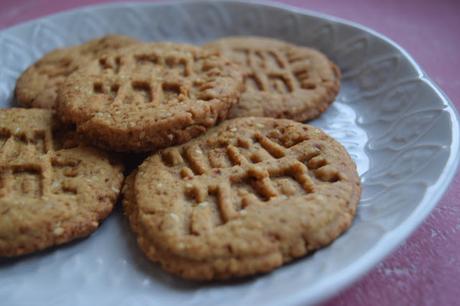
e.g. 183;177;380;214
1;0;459;305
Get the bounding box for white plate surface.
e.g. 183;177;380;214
0;1;459;306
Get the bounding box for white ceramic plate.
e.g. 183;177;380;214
0;1;458;306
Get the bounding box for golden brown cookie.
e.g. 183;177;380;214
123;117;360;280
204;36;341;121
15;35;139;109
57;42;243;153
0;108;124;257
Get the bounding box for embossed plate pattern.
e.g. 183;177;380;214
0;1;458;306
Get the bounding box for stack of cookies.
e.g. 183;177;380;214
1;35;360;281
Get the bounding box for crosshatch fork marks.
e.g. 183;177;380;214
159;131;322;174
13;167;43;198
51;157;81;196
0;130;49;156
92;79;188;106
231;48;314;94
0;167;43;199
131;81;153;103
182;149;324;235
184;160;319;235
187;183;237;235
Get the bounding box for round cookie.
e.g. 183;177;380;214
58;43;243;152
15;35;139;109
123;117;360;280
0;108;124;257
204;36;341;121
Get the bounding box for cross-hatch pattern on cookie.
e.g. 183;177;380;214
0;108;125;257
51;157;81;196
158;128;343;235
57;42;243;152
0;128;83;199
124;118;360;280
204;36;340;122
90;50;209;107
0;130;48;199
232;47;317;94
15;35;139;109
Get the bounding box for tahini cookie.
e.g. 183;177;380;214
205;36;340;121
0;108;124;257
58;43;243;152
123;117;360;280
15;35;139;109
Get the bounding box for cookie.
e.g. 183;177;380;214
0;108;124;257
57;42;243;152
123;117;360;280
204;36;341;121
15;35;139;109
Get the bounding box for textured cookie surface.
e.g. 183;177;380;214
124;117;360;280
204;36;340;121
0;108;124;257
15;35;139;109
58;43;243;152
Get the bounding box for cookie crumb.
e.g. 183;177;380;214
53;227;64;236
198;201;208;208
169;213;180;222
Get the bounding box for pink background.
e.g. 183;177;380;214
1;0;459;305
